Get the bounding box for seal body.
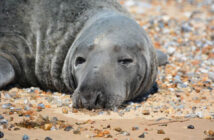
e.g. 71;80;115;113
0;0;164;109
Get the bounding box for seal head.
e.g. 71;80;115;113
63;11;158;109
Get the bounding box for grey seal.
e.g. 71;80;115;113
0;0;168;109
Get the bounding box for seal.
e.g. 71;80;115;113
0;0;168;109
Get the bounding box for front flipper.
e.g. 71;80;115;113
0;56;15;89
156;50;168;66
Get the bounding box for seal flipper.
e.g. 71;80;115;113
0;56;15;89
156;50;168;66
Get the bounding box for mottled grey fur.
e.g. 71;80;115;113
0;0;167;109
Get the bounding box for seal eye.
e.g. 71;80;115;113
75;57;86;66
118;58;133;66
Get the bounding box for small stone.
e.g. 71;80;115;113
105;134;113;138
138;133;145;138
2;103;12;109
167;47;176;55
163;138;170;140
157;129;165;134
121;131;130;136
0;131;4;138
0;119;8;125
98;111;104;115
22;134;29;140
142;110;150;115
207;130;214;136
132;126;139;131
62;107;68;114
187;125;195;129
44;124;52;130
37;103;45;109
103;130;110;135
73;130;81;134
0;115;4;120
196;112;203;118
14;127;20;131
208;72;214;82
64;126;73;131
114;127;122;132
181;22;192;32
45;137;52;140
72;108;78;113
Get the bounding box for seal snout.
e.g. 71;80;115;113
72;86;107;109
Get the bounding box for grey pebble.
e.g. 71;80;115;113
185;113;197;118
121;131;130;136
196;112;203;118
0;115;4;120
44;137;52;140
181;22;193;32
0;131;4;138
208;72;214;82
0;119;8;125
2;103;12;109
22;135;29;140
64;126;73;131
187;125;195;129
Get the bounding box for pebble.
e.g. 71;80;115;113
72;108;78;113
22;134;29;140
204;130;214;137
114;127;122;132
138;133;145;138
0;115;4;120
157;129;165;134
132;126;139;131
208;72;214;82
163;138;170;140
64;126;73;131
121;131;130;136
44;137;52;140
0;120;8;125
196;112;203;118
0;131;4;138
181;22;193;32
2;103;12;109
142;110;150;115
62;108;68;114
14;127;20;131
73;130;81;135
44;124;52;130
187;125;195;129
37;103;45;109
